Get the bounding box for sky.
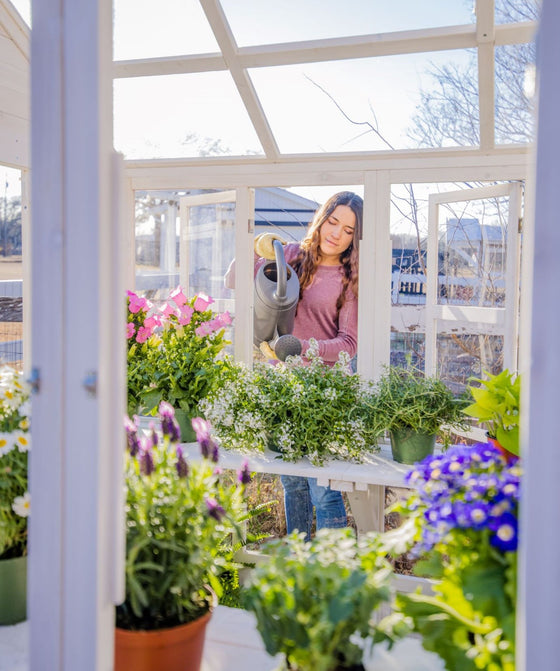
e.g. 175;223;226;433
5;0;480;209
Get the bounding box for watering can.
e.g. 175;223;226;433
254;239;300;356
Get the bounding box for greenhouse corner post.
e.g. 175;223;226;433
518;0;560;669
29;1;121;671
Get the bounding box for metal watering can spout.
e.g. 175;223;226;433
253;239;300;347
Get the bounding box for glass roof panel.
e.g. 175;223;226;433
113;72;264;159
249;50;478;154
221;0;474;46
113;0;219;61
495;0;540;24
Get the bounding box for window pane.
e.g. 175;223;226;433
437;196;508;308
114;73;264;159
495;1;540;24
249;50;476;154
114;0;219;60
437;333;503;394
495;44;536;145
0;167;23;369
134;189;236;355
222;0;473;47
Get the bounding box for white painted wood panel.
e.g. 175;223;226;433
29;1;117;671
518;1;560;668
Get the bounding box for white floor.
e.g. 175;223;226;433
0;607;445;671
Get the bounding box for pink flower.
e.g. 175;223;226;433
193;293;214;312
136;326;151;344
127;291;148;314
216;311;233;327
126;323;136;340
144;315;160;330
177;305;194;326
161;302;177;318
170;286;188;307
195;322;212;337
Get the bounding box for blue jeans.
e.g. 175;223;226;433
280;475;347;541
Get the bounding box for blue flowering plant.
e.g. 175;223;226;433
117;402;252;631
0;366;31;560
387;442;520;671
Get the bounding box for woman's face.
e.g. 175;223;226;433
318;204;356;265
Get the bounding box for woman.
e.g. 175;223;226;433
225;191;363;539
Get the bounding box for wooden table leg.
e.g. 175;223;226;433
346;484;385;535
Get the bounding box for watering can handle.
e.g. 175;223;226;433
273;238;287;300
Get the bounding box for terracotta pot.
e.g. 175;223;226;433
487;435;519;463
114;608;213;671
0;555;27;625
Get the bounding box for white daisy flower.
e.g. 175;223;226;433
12;492;31;518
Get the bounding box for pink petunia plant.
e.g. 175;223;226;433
126;287;234;433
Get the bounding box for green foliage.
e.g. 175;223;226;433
215;499;276;609
242;528;393;671
0;367;31;559
368;364;468;440
201;343;383;465
463;369;521;456
117;412;250;631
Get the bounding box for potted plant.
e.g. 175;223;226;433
386;443;520;671
242;527;394;671
0;365;31;625
127;287;233;441
463;369;521;460
200;342;383;466
115;403;252;671
369;364;468;464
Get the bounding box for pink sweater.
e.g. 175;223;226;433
224;242;358;363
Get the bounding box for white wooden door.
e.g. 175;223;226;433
179;188;255;364
424;182;523;381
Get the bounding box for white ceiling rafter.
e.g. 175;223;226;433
477;0;496;151
112;22;536;80
198;0;279;160
0;0;30;61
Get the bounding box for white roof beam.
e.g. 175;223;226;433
113;22;537;79
476;0;495;150
198;0;280;160
0;0;30;61
123;146;530;191
113;52;226;79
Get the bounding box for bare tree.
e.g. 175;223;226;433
409;0;538;148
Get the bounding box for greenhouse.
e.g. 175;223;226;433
0;0;557;669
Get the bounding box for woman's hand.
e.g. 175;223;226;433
254;233;286;260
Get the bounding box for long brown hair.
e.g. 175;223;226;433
292;191;362;314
